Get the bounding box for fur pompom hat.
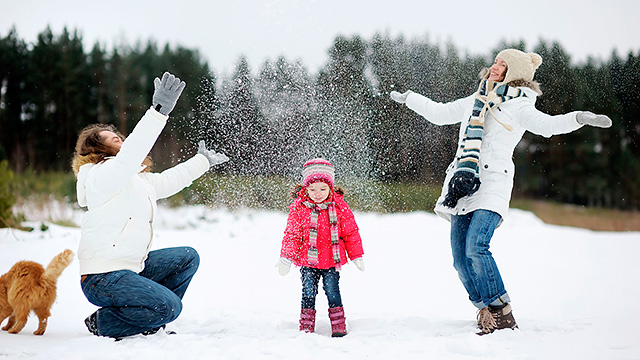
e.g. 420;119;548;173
494;49;543;84
302;158;335;188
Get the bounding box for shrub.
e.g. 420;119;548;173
0;160;15;227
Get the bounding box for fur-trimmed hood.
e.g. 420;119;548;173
72;154;100;177
478;68;542;95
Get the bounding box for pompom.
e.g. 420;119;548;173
529;53;543;69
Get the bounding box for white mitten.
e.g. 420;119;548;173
275;257;292;276
576;111;612;128
390;90;413;104
353;257;365;272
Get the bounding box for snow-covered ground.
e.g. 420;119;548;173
0;205;639;360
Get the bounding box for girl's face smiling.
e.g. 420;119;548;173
307;181;331;203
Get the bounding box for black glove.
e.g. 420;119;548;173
442;172;481;208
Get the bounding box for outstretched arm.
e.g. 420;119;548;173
576;111;612;128
142;154;209;200
516;102;611;137
391;90;473;126
144;140;230;199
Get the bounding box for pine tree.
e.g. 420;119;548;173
254;56;317;176
315;35;373;178
0;27;30;171
216;56;268;174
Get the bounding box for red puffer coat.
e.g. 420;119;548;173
280;190;364;269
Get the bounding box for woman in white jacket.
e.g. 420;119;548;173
72;72;229;339
391;49;612;335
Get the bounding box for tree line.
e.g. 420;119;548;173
1;27;638;210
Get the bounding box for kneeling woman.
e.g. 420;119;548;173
72;72;228;339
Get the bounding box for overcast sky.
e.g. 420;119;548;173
3;0;640;74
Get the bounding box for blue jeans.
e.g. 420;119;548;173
81;247;199;338
451;210;511;309
300;267;343;309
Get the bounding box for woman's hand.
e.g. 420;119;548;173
197;140;230;168
576;111;612;128
152;72;186;116
390;90;413;104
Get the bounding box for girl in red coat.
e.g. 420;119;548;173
277;158;365;337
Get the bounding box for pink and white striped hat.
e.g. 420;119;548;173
302;158;335;188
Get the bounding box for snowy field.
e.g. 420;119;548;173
0;204;639;360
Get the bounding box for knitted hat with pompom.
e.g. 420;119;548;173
302;158;335;188
494;49;542;84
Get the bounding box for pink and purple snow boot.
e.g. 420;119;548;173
300;308;316;333
328;306;347;337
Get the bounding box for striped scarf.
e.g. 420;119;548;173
442;80;525;208
302;201;341;270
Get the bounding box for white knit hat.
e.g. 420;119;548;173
302;158;335;188
495;49;543;84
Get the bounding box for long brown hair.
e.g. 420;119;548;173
71;124;152;177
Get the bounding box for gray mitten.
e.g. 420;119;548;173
152;72;186;116
576;111;612;128
197;140;229;168
390;90;413;104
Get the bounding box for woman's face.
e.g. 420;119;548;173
489;57;507;81
306;181;331;203
99;130;123;152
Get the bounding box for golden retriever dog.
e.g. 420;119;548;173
0;249;74;335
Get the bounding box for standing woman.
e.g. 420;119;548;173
72;72;229;339
390;49;611;335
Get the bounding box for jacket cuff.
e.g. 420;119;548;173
571;111;584;128
147;106;169;123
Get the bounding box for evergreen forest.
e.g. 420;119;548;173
1;27;639;210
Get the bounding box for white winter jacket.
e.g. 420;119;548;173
76;108;209;275
405;87;583;222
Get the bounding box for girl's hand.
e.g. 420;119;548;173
353;257;365;272
276;257;292;276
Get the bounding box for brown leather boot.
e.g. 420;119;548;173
476;303;518;335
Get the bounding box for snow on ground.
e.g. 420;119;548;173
0;205;639;360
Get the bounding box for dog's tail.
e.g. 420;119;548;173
43;249;74;282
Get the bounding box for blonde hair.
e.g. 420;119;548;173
71;124;152;177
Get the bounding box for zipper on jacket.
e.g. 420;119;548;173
141;196;155;267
